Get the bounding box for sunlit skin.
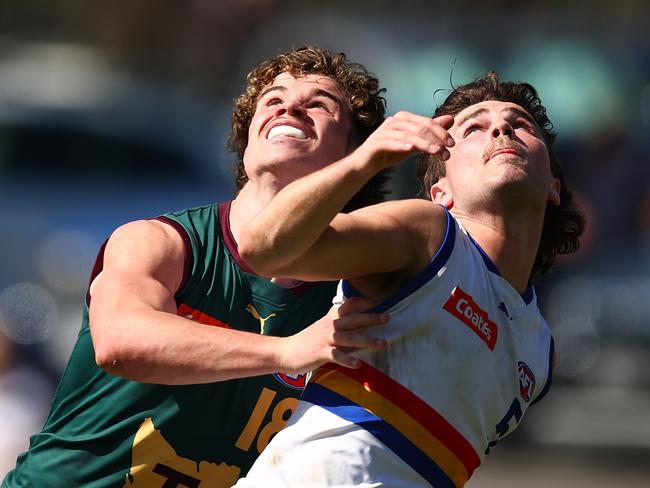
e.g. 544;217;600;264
242;72;354;196
431;100;561;291
87;67;389;385
433;100;559;218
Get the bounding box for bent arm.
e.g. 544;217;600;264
89;220;386;384
239;112;454;280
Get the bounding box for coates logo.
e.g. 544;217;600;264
443;287;498;351
518;361;536;403
273;372;307;390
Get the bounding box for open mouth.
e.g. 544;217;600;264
267;125;307;140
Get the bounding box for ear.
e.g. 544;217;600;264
431;178;454;209
548;177;561;206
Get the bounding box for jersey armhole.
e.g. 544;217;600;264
531;336;555;405
85;240;108;307
151;215;194;295
341;207;456;313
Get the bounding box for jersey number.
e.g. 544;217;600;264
485;398;522;454
235;387;298;454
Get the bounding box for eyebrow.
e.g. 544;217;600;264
455;106;537;129
455;107;489;129
258;85;344;107
259;85;286;99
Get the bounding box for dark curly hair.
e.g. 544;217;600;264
415;71;585;280
228;46;390;212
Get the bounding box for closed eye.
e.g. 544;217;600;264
513;119;537;134
266;97;283;106
513;119;535;129
463;124;484;137
307;99;336;113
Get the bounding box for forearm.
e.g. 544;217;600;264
239;153;376;275
239;112;454;276
91;296;388;385
93;308;287;384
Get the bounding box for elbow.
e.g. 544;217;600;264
94;338;144;380
238;234;280;276
93;333;126;373
91;318;135;376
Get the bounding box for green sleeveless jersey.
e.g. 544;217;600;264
3;201;337;488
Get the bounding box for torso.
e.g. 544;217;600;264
3;201;337;488
238;210;554;488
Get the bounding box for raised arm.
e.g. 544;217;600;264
89;220;387;384
238;112;454;280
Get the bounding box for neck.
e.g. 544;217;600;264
453;206;544;294
229;179;308;288
229;176;286;243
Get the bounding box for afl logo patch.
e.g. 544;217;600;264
518;361;535;403
273;372;307;390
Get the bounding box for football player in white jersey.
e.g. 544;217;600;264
235;72;585;487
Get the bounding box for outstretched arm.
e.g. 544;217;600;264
89;220;387;384
238;111;454;280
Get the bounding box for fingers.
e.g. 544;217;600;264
332;328;386;350
332;297;388;333
433;114;454;130
383;111;455;159
280;301;388;373
329;297;388;368
330;333;386;369
331;348;361;369
333;309;389;331
335;296;378;317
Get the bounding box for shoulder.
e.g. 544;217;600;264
89;219;188;299
110;219;183;246
329;198;444;236
105;219;186;271
353;198;447;224
354;198;450;252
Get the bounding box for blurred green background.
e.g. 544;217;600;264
1;1;649;485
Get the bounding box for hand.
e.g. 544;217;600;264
354;112;455;171
278;297;388;374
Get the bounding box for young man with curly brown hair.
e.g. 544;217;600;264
2;46;391;488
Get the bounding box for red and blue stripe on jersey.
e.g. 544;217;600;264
301;362;481;488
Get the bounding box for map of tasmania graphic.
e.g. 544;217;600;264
123;418;240;488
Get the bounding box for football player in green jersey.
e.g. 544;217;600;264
3;46;390;488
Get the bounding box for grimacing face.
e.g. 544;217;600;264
242;72;354;185
432;100;560;211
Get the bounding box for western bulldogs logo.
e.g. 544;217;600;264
518;361;535;402
273;372;307;390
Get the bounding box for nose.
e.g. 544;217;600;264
274;100;307;119
490;120;513;140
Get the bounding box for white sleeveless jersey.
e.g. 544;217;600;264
236;211;554;488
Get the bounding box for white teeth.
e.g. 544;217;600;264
267;125;307;140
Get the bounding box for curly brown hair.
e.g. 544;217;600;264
228;46;390;211
415;71;585;280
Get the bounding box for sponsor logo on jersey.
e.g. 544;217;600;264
518;361;535;402
273;372;307;390
443;287;498;351
498;302;512;320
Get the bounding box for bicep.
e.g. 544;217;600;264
273;202;434;281
89;220;186;319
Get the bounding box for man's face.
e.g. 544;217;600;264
243;72;353;184
437;100;559;209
